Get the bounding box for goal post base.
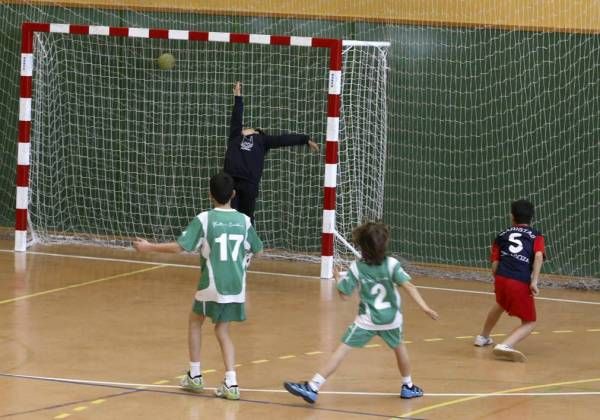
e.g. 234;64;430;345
320;255;334;279
14;230;27;252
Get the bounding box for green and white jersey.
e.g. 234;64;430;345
337;257;411;330
177;208;263;303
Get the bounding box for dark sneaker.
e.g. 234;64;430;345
283;381;318;404
401;384;424;399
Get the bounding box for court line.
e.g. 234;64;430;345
2;249;599;305
2;373;599;398
0;265;166;305
0;373;423;420
0;249;316;280
417;285;600;305
401;377;600;417
0;389;139;418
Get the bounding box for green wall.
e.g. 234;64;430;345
0;5;598;277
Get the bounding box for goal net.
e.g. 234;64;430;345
18;24;389;276
2;3;600;283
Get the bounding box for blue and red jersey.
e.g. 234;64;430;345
490;224;545;284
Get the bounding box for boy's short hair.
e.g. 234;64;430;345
210;172;234;204
511;199;535;224
352;222;389;265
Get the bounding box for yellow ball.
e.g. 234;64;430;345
157;53;175;70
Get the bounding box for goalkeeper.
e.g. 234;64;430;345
224;81;319;225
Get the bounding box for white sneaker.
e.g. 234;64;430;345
474;335;494;347
215;382;240;400
493;344;526;362
180;371;204;392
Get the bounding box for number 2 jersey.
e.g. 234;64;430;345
491;224;545;284
177;208;263;303
337;257;411;330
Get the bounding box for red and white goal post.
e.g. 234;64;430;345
15;22;389;279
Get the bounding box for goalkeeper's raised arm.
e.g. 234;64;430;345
229;81;243;140
223;81;319;225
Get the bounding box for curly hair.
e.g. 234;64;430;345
352;222;390;265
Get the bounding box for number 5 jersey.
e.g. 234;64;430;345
491;224;545;284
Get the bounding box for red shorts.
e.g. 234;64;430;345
494;275;537;322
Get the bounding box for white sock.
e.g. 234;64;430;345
189;362;201;378
308;373;326;392
403;376;413;388
225;370;237;387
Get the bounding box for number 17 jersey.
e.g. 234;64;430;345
177;208;263;303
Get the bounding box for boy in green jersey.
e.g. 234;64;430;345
133;172;263;400
283;222;438;403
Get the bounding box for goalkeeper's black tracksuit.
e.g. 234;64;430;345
224;95;310;225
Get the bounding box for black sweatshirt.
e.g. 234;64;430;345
223;96;310;185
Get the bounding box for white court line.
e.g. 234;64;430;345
0;249;316;279
2;373;599;398
1;249;599;305
417;285;600;306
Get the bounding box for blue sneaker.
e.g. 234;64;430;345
283;381;318;404
401;384;424;399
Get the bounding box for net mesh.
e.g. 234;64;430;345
27;31;388;263
0;2;599;284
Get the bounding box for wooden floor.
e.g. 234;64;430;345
1;241;599;419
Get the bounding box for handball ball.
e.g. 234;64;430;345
157;53;175;70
